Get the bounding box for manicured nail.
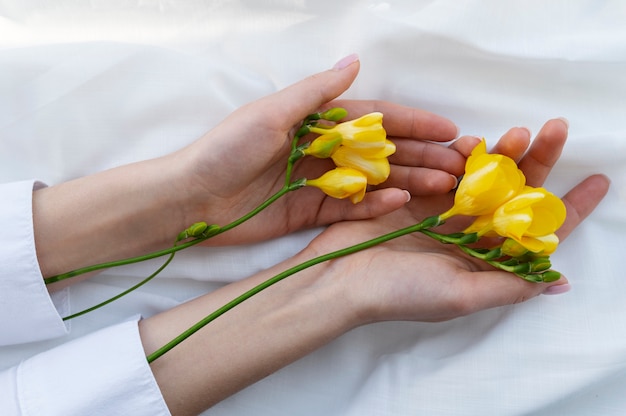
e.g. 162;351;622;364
557;117;570;128
543;283;571;295
450;175;459;190
402;190;411;203
333;53;359;70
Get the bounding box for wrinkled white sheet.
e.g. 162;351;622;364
1;1;625;414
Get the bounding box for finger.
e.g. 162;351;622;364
327;100;459;142
454;269;570;317
448;135;482;157
314;187;411;224
254;54;361;130
489;127;532;161
517;118;568;187
557;174;610;240
385;166;458;195
389;138;466;176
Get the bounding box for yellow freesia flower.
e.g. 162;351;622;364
303;134;343;158
501;234;560;257
464;186;566;254
331;140;396;185
305;167;368;203
309;112;387;151
440;139;526;220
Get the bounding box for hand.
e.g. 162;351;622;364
139;119;609;415
301;118;610;324
171;55;461;245
34;56;461;280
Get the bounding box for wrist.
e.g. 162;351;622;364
141;251;360;412
34;157;192;278
284;248;369;331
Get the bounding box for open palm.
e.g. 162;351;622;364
172;61;463;245
299;118;609;324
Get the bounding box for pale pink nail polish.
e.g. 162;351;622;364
543;283;571;295
450;175;459;190
333;53;359;70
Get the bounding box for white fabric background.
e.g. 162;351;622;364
1;1;625;414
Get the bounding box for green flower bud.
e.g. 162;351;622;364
529;257;552;273
319;107;348;122
509;262;532;274
539;270;561;283
303;135;343;158
177;222;220;241
187;222;209;237
517;272;544;283
501;238;529;257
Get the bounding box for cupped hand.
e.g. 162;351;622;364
301;119;610;325
172;56;462;245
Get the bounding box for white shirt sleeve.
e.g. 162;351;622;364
1;318;171;416
0;180;69;345
0;180;172;415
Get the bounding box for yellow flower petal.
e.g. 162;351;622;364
309;112;387;151
469;186;566;253
303;134;343;158
331;146;391;185
305;167;368;203
441;139;526;219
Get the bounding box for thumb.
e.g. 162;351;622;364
459;271;570;315
258;54;361;129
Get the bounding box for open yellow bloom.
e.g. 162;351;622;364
305;167;368;203
440;139;526;220
464;186;566;254
309;112;387;151
331;140;396;185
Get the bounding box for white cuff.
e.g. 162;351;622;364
0;180;69;345
13;318;171;415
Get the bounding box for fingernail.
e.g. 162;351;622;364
403;190;411;203
333;53;359;71
450;175;459;190
557;117;570;128
543;283;571;295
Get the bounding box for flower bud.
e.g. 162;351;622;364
177;222;220;241
539;270;562;283
319;107;348;122
309;112;387;151
305;167;368;203
529;257;552;273
501;238;529;257
303;134;343;158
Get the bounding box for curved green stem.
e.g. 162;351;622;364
44;186;295;285
62;252;176;321
45;135;307;287
44;237;204;284
147;215;441;363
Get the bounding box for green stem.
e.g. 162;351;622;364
62;252;176;321
45;130;309;287
44;186;294;285
44;237;203;284
146;215;441;363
